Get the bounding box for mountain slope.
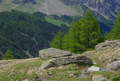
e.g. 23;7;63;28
0;10;65;59
0;0;120;19
60;0;120;19
0;0;78;15
0;0;120;20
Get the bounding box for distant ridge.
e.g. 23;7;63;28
0;0;120;20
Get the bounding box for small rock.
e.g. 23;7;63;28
87;66;113;72
35;76;48;81
48;71;52;75
93;62;97;65
77;69;89;78
88;66;100;72
69;73;74;77
23;79;28;81
67;71;79;77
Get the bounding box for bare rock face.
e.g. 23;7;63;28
60;0;120;19
39;48;72;60
40;55;93;70
95;40;120;51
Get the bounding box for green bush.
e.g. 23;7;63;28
2;50;14;60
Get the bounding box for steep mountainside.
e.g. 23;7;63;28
0;10;65;59
60;0;120;19
0;0;120;20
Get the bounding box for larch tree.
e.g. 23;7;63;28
106;11;120;39
63;10;102;53
79;10;102;50
50;10;102;53
49;30;64;49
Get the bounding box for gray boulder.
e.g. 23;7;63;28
95;40;120;51
40;55;93;70
106;60;120;70
39;48;72;60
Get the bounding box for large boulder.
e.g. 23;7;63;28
40;55;93;70
106;60;120;70
39;48;72;60
95;40;120;51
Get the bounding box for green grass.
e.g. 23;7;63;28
39;64;92;81
0;74;38;81
45;17;70;26
91;71;115;79
0;59;119;81
15;6;35;13
0;4;16;11
0;59;44;80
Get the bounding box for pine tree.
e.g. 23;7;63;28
79;10;102;49
65;20;85;53
50;10;102;53
49;30;64;49
2;50;14;60
63;10;102;53
106;11;120;39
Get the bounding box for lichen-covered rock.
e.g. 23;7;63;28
106;60;120;70
95;40;120;51
39;48;72;60
40;55;93;70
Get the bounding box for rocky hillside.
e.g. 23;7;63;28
0;0;120;20
60;0;120;19
0;40;120;81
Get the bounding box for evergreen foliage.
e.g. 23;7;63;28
0;10;64;59
50;30;64;49
106;11;120;39
2;50;14;60
50;10;102;53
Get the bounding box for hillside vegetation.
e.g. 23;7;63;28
0;0;117;28
0;48;120;81
50;10;103;54
0;10;64;59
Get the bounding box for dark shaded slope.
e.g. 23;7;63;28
0;10;64;59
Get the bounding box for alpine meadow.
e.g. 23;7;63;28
0;0;120;81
